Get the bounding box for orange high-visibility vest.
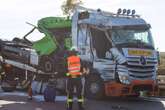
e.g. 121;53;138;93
67;55;81;76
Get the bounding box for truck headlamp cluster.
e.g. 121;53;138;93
117;9;136;16
118;74;130;85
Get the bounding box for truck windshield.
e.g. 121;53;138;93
111;29;154;48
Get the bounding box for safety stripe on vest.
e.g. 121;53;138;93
68;66;80;69
69;70;80;73
68;67;80;71
66;72;82;77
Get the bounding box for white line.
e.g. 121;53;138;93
140;96;165;102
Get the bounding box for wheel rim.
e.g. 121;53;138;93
90;82;100;94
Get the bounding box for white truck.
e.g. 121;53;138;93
71;7;158;98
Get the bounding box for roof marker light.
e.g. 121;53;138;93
132;10;136;15
123;9;127;14
117;8;122;14
127;9;131;15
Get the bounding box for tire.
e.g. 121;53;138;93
40;57;54;73
44;85;56;102
85;75;105;99
1;81;16;92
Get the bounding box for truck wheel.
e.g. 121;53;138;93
40;57;54;73
85;75;105;99
1;81;16;92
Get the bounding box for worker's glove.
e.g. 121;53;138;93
82;68;90;75
65;73;70;77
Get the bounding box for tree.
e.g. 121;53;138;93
61;0;82;16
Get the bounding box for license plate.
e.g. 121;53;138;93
128;50;152;56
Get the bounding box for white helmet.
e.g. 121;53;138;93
70;46;78;51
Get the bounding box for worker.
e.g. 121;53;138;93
27;82;33;100
66;47;88;110
27;74;37;100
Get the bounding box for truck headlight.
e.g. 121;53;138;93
119;74;130;85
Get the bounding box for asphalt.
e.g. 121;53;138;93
0;91;165;110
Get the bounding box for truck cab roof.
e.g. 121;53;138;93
75;6;148;28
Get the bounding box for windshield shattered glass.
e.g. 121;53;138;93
111;29;154;47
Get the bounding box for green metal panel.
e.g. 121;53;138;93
38;17;71;33
64;37;72;50
33;17;71;55
32;34;57;55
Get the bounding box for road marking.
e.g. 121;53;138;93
140;97;165;102
34;95;67;102
0;92;27;97
1;91;165;104
35;108;43;110
138;96;165;107
0;100;26;108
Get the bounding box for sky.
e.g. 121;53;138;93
0;0;164;51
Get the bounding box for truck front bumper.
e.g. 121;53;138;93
105;80;159;97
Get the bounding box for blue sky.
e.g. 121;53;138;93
0;0;164;51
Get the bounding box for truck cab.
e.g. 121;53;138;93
72;7;158;98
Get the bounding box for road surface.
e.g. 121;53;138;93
0;91;165;110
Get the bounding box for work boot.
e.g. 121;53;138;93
66;107;72;110
78;102;85;110
79;106;85;110
67;102;73;110
66;106;73;110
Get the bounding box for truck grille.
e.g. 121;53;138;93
127;56;157;78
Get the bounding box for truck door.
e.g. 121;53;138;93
77;25;92;61
89;27;115;80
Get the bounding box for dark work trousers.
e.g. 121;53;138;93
66;77;84;110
